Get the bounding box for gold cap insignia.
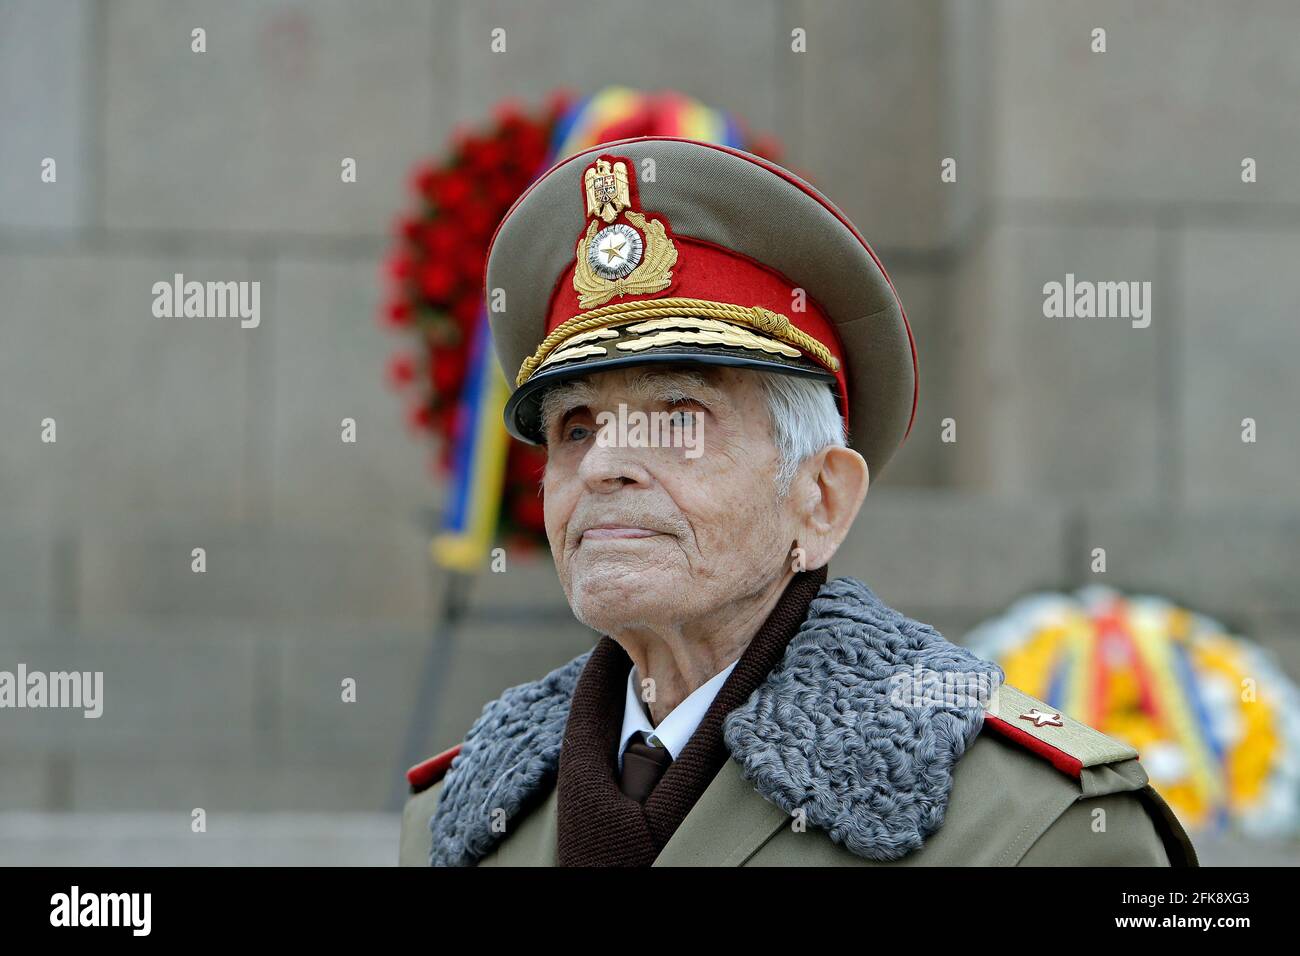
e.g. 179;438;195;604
583;158;630;223
574;156;677;309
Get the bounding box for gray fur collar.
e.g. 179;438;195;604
428;576;1002;866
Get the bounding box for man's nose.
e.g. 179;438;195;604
577;435;653;493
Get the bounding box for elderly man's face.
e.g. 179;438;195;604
540;365;798;634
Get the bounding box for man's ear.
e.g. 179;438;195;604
796;445;870;570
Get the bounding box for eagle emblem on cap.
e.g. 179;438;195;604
584;158;631;223
574;156;677;309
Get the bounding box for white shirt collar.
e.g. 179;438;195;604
617;659;740;769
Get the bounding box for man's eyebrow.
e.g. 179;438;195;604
539;382;597;431
630;370;722;406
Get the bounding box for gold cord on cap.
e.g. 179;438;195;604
515;296;840;387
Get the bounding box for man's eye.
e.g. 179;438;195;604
565;424;592;442
667;410;695;428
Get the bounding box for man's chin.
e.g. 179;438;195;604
565;568;687;633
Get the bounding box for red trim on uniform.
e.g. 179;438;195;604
485;135;918;441
406;744;462;793
982;714;1084;779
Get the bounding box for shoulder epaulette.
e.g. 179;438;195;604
982;685;1137;779
406;744;462;794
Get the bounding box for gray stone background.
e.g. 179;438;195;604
1;0;1297;864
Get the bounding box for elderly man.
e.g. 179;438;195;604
400;139;1196;867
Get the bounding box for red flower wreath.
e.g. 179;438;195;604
380;96;569;549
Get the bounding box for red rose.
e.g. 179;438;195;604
386;352;417;387
457;247;486;286
411;162;439;198
420;222;460;258
451;294;481;327
435;172;472;211
460;138;486;170
394;214;422;242
489;178;521;208
417;260;458;300
473;138;505;173
512;132;546;176
462;199;496;239
430;348;466;395
381;299;413;328
407;401;435;432
384;253;413;282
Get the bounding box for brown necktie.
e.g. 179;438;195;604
619;731;673;804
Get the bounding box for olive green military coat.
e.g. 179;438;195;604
401;579;1196;868
401;698;1192;867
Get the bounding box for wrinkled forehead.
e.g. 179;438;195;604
538;365;740;422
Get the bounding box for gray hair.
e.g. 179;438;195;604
757;372;846;495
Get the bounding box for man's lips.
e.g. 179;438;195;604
580;525;663;540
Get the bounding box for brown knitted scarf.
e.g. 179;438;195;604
555;566;828;866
